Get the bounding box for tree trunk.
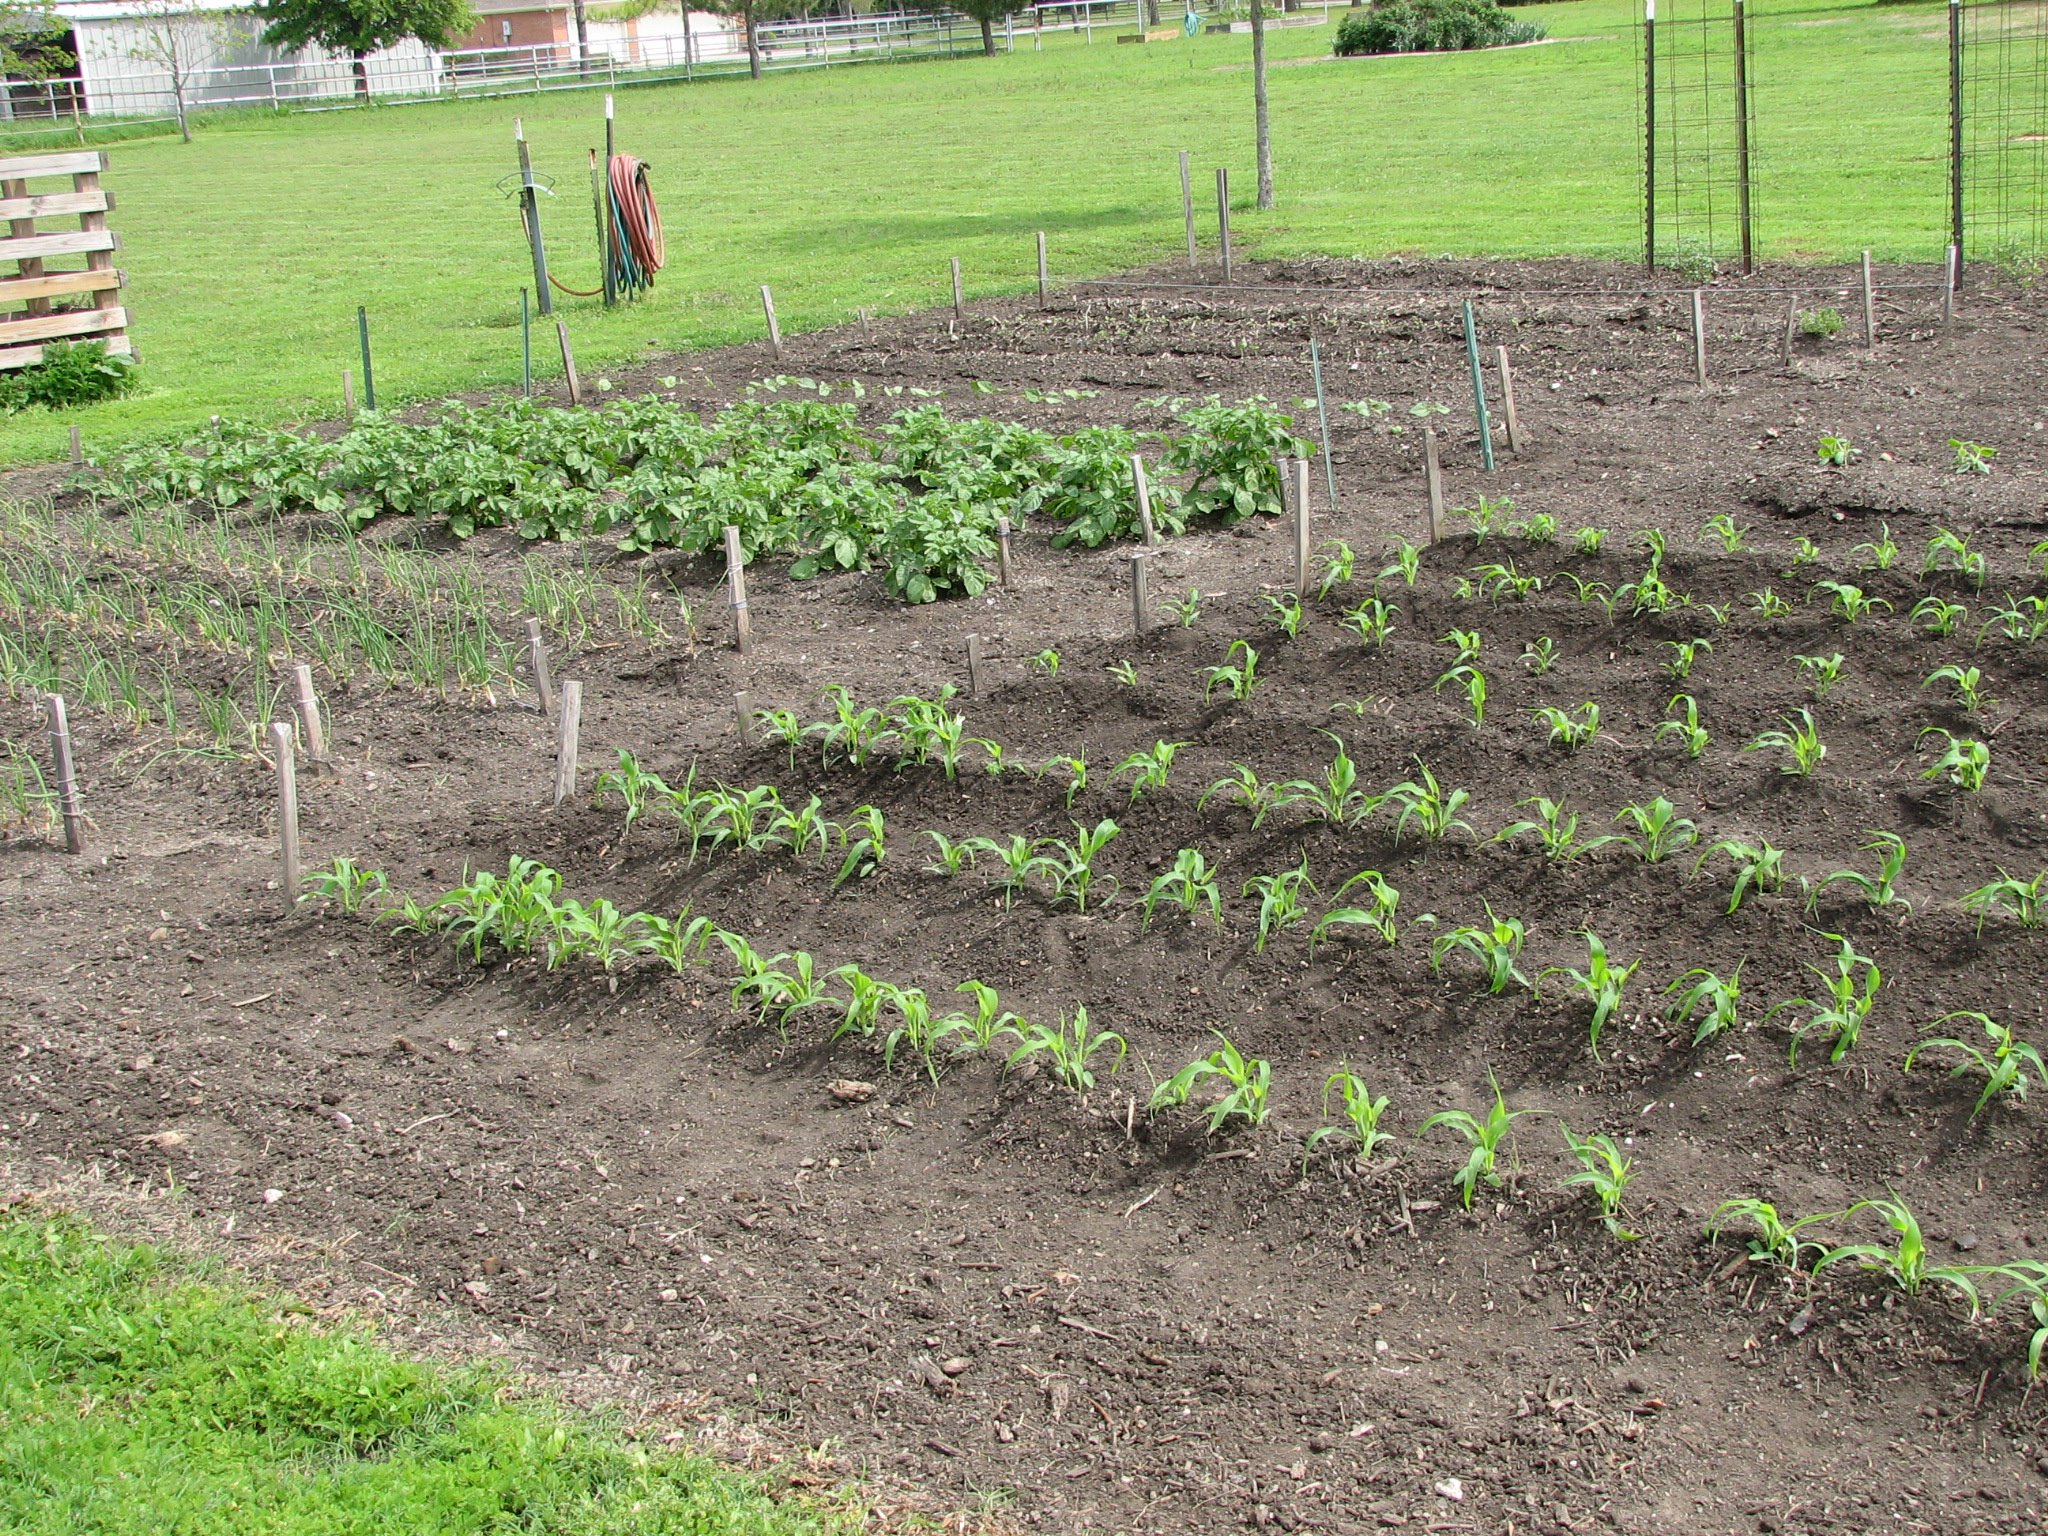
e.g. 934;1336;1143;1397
980;15;995;54
1251;0;1273;209
573;0;589;76
1146;0;1160;24
172;73;191;141
351;51;370;100
744;1;761;77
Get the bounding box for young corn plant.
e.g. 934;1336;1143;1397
1198;763;1278;828
1113;739;1188;805
1694;838;1788;914
826;963;890;1041
1420;1074;1535;1210
1768;932;1881;1067
1531;702;1600;752
637;909;715;974
1244;854;1317;954
1314;538;1356;601
1038;753;1089;810
1587;797;1699;864
1663;638;1712;680
1959;868;2048;934
548;899;650;975
1923;663;1995;713
1794;652;1846;699
1160;587;1203;628
879;985;972;1084
1262;592;1307;639
1906;1012;2046;1121
303;856;386;914
1310;870;1400;955
1340;596;1398;650
922;830;980;878
1429;903;1530;996
1030;648;1062;679
952;980;1023;1059
1911;595;1967;637
1006;1006;1127;1092
1538;930;1641;1058
1434;663;1487;730
1982;595;2048;644
1303;1068;1396;1170
755;950;834;1041
1451;494;1513;544
1559;1124;1637;1239
1494;797;1581;863
965;833;1041;908
1201;640;1261;703
1925;524;1988;585
768;795;836;862
1521;636;1559;676
1808;830;1911;915
1378;538;1422;588
1149;1032;1272;1134
1141;847;1224;931
1275;730;1371;825
1814;1195;1982;1311
1654;693;1710;761
1744;710;1827;777
1705;1197;1840;1272
833;805;887;888
593;749;671;841
1986;1265;2048;1381
1470;559;1541;605
1852;521;1899;572
1699;513;1752;553
1440;627;1483;667
1813;580;1890;624
1785;535;1823;576
1028;818;1122;912
1747;587;1794;619
1378;761;1473;845
1918;727;1990;791
1664;963;1744;1046
1573;526;1607;555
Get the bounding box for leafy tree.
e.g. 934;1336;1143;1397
255;0;477;99
0;1;71;81
951;0;1023;57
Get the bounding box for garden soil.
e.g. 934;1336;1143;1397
6;257;2048;1534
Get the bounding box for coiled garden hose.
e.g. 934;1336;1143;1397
548;153;665;300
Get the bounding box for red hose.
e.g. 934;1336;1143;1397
548;154;664;299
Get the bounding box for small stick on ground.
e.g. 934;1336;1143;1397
289;661;331;773
552;680;582;809
1494;345;1524;454
1129;550;1151;637
268;720;300;905
523;617;554;716
556;321;582;406
1423;427;1445;544
1782;296;1798;368
760;284;783;360
1691;289;1708;386
1861;250;1877;347
45;692;84;854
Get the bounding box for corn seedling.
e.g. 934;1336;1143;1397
970;738;1013;778
1435;663;1487;730
753;708;807;769
833;804;886;887
1785;536;1823;575
1812;581;1889;624
1981;595;2048;645
1695;838;1787;914
1244;854;1316;953
1700;513;1752;553
1006;1006;1126;1092
1808;830;1910;914
1038;753;1089;810
1150;1032;1272;1133
1199;762;1278;828
720;932;782;1015
1918;727;1989;791
1816;435;1858;468
1379;761;1473;845
1028;818;1122;911
1261;592;1306;638
1959;868;2048;933
767;795;836;863
1030;647;1062;678
1588;797;1699;864
1420;1074;1534;1210
1640;528;1668;568
1793;653;1846;701
809;685;897;770
1201;639;1261;703
1658;638;1709;680
1539;930;1641;1058
1106;659;1138;687
638;909;715;974
826;963;889;1040
540;897;641;973
594;749;670;840
1852;522;1899;572
1378;538;1421;588
1440;627;1483;667
922;830;980;878
953;980;1023;1058
1275;730;1371;825
303;856;386;914
1532;702;1600;752
1559;1124;1637;1239
1114;739;1188;805
1142;847;1224;930
1161;587;1203;628
1768;932;1880;1067
1950;439;1997;476
1911;595;1967;637
1471;559;1541;605
1800;306;1845;336
1924;525;1988;587
1814;1195;1981;1311
1521;636;1559;676
381;892;446;938
1311;869;1400;955
1655;693;1710;761
1705;1197;1839;1271
1451;494;1513;544
1664;963;1744;1046
879;984;972;1084
1512;510;1559;544
1340;596;1399;650
1494;796;1580;863
1747;587;1794;619
1429;903;1530;996
1744;710;1826;778
1573;526;1607;555
1302;1069;1396;1170
752;950;833;1040
1906;1011;2046;1122
1313;539;1355;601
964;833;1040;908
1987;1265;2048;1380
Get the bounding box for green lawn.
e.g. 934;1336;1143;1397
0;1211;864;1535
0;0;1957;462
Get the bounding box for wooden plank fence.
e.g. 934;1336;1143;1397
0;150;129;371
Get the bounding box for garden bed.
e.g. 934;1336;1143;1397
5;256;2048;1534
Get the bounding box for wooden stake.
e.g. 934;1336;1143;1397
1861;250;1876;347
1943;245;1957;326
1690;289;1708;386
733;689;753;740
556;321;582;406
724;524;751;653
1782;296;1798;367
1036;231;1048;306
761;284;783;359
1131;454;1157;545
1423;427;1445;544
342;368;355;419
950;256;964;319
965;632;985;697
267;720;300;903
859;307;872;341
552;680;582;808
1494;346;1524;455
1216;168;1232;283
996;515;1014;587
289;661;329;771
67;424;81;463
1129;551;1151;636
44;692;83;854
1293;457;1312;599
523;617;554;715
1179;149;1196;269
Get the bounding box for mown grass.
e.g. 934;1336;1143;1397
0;1210;863;1536
0;0;1956;462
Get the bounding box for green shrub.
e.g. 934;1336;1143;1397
0;340;134;415
1333;0;1544;55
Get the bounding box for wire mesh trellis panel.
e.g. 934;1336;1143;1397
1637;0;1759;274
1959;0;2048;267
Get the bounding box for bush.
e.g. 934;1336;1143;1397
0;339;134;415
1333;0;1544;55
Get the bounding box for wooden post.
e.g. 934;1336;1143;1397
1861;250;1876;347
1179;149;1197;269
996;515;1014;587
1036;231;1048;306
1129;551;1150;636
761;284;783;359
1943;244;1957;326
44;693;83;854
523;617;554;715
1131;455;1157;545
556;321;582;406
515;118;553;316
551;681;582;808
67;424;81;463
1423;427;1445;544
268;720;301;903
342;368;355;418
289;662;329;770
724;525;751;653
1782;296;1798;367
859;307;872;341
1293;457;1312;599
1494;346;1524;455
1690;289;1708;386
950;256;964;319
733;689;753;740
1216;168;1232;283
965;632;985;697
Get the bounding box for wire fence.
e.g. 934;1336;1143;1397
1961;0;2048;262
